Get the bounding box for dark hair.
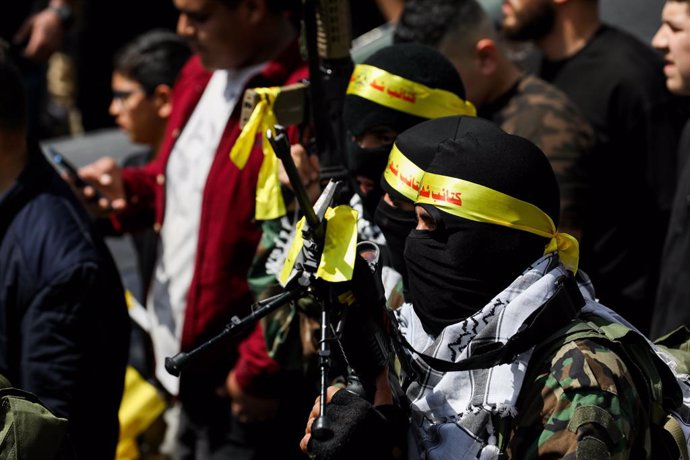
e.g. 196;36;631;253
0;57;27;132
394;0;487;48
113;30;192;95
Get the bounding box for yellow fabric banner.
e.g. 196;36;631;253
116;366;167;460
229;87;286;220
279;205;359;286
416;172;579;273
346;64;477;119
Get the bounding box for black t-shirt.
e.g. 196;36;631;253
0;2;36;42
350;0;387;39
651;118;690;338
540;24;680;333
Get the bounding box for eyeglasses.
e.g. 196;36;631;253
111;88;145;109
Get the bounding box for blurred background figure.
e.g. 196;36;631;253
395;0;594;238
501;0;681;334
102;29;192;460
78;0;310;458
0;55;129;460
109;29;191;297
650;0;690;339
1;0;77;139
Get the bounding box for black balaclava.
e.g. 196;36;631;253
401;116;560;336
374;117;465;293
343;44;467;218
374;199;416;288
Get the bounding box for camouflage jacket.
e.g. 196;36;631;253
480;74;595;235
398;256;656;460
508;336;647;459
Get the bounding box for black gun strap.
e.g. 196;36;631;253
400;275;585;373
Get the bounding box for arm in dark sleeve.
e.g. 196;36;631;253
233;321;281;397
19;263;101;418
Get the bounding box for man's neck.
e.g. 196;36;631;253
484;58;523;106
537;6;600;61
0;137;28;197
242;19;296;69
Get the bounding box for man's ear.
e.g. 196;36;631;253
153;84;173;119
475;38;498;75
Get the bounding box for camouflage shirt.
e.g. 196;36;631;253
508;336;647;459
479;74;595;234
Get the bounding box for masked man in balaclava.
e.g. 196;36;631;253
343;43;475;222
302;115;687;459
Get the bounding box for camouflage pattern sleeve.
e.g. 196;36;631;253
498;75;595;237
508;338;648;459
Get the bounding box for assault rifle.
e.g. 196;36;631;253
267;125;391;439
240;0;354;199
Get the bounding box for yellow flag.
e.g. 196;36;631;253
116;366;167;460
279;205;359;286
229;87;286;220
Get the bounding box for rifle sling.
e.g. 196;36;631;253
401;275;585;373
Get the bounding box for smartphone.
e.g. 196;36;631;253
48;146;112;209
48;147;89;188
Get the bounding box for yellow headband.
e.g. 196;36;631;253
383;144;424;201
416;172;579;273
346;64;477;119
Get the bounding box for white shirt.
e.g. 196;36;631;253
148;63;265;395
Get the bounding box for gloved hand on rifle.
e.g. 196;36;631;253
300;371;407;460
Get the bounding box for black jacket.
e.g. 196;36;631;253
0;146;130;459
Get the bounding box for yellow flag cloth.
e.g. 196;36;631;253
416;171;580;273
116;366;167;460
229;87;286;220
279;205;359;286
347;64;477;119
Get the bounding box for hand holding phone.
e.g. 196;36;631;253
48;146;114;212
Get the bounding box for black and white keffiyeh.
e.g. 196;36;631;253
349;193;386;245
397;253;565;459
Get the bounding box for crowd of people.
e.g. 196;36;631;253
2;0;690;459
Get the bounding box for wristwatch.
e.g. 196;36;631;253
48;4;75;28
